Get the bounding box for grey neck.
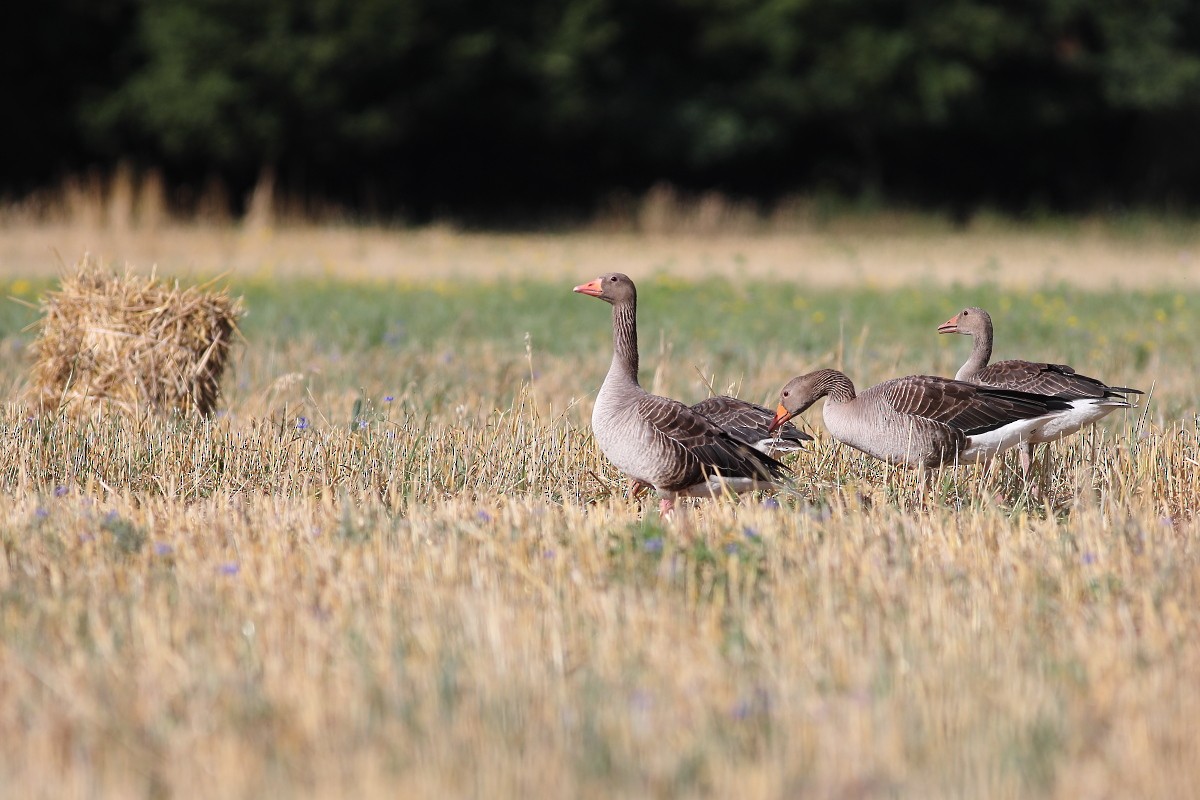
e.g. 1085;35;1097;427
818;369;857;403
609;300;639;385
957;324;993;381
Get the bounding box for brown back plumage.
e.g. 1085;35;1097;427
690;396;811;451
873;375;1072;435
635;394;791;490
975;360;1140;400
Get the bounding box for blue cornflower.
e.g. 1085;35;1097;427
629;689;653;711
296;417;309;430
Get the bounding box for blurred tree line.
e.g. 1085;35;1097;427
5;0;1200;221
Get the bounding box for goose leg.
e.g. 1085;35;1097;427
919;466;940;510
658;493;696;541
628;479;650;500
1019;442;1043;501
1037;445;1050;502
1019;443;1032;476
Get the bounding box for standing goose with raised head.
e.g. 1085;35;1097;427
938;306;1142;473
768;369;1073;469
574;273;796;515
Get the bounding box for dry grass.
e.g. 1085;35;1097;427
0;397;1197;799
1;220;1199;290
2;170;1197;289
0;231;1197;797
28;257;242;416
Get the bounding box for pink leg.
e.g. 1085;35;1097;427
1020;443;1043;500
659;495;693;540
1019;443;1032;475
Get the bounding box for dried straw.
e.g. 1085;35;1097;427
28;255;244;416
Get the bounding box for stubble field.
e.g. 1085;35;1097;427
1;222;1198;798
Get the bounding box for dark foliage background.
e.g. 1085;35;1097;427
6;0;1200;220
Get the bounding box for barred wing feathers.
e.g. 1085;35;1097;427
875;375;1072;436
634;394;791;490
690;396;812;452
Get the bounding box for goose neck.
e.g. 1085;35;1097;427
957;323;993;381
819;370;857;404
609;299;639;385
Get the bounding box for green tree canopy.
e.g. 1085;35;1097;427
5;0;1200;217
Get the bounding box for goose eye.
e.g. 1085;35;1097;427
782;391;789;398
609;276;618;282
962;310;969;316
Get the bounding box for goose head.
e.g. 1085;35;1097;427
573;272;636;305
937;306;991;337
769;372;836;433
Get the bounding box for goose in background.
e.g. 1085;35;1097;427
938;306;1141;473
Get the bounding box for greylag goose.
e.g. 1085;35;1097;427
768;369;1073;469
938;306;1142;472
574;272;793;515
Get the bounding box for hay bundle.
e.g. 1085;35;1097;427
29;256;244;416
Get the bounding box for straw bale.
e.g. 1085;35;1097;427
29;256;244;416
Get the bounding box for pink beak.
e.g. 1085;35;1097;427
937;314;960;334
573;278;603;297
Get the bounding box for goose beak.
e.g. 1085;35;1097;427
768;404;794;434
573;278;604;297
937;314;960;334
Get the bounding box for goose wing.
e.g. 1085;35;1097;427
690;396;812;449
636;394;791;485
878;375;1069;436
977;359;1142;399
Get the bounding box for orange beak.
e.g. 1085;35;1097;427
573;278;603;297
768;403;794;434
937;314;960;334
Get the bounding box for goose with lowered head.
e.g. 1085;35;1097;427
769;369;1073;469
